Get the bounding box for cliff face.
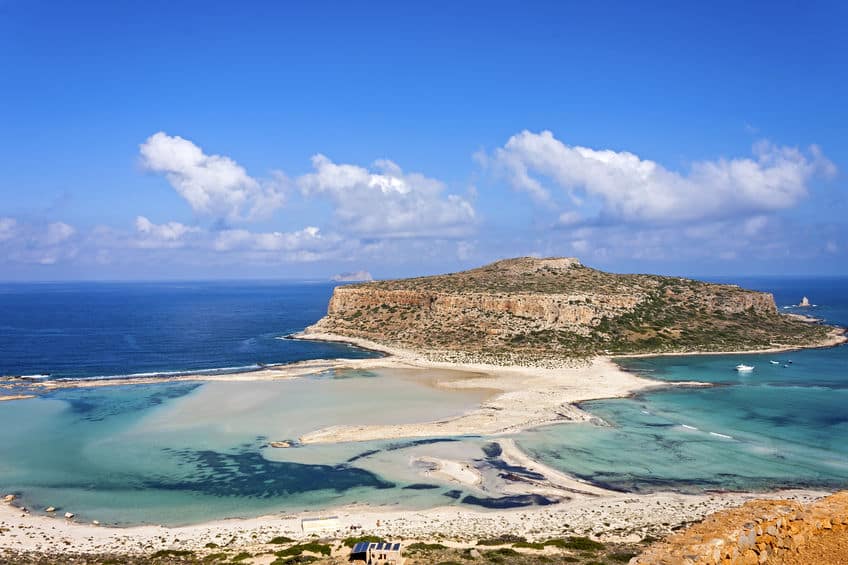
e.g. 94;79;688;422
326;287;644;333
306;257;827;360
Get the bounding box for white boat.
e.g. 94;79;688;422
769;360;780;365
735;364;754;372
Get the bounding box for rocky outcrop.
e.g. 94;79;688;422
326;287;644;334
306;257;831;360
634;491;848;565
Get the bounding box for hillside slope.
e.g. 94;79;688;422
305;257;840;363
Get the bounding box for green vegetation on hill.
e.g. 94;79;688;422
310;257;839;361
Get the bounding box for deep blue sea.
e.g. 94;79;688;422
0;281;376;379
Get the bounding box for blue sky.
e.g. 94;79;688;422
1;0;846;280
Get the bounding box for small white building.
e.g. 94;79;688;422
301;515;339;534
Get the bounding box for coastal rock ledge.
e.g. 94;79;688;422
305;257;842;361
635;490;848;565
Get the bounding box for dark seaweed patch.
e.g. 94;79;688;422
443;489;463;499
146;447;394;497
346;438;461;464
383;437;460;452
346;449;381;463
461;494;558;509
485;459;546;481
52;383;200;422
481;442;502;458
402;483;440;490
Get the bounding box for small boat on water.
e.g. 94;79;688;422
769;360;780;365
735;364;755;372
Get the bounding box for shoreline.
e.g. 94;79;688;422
0;486;832;556
3;322;841;393
289;331;706;445
612;325;847;359
1;328;845;557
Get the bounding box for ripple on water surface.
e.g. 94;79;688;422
517;349;848;493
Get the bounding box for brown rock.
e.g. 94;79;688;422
306;256;830;362
634;491;848;565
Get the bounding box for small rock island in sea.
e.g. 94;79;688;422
305;256;843;362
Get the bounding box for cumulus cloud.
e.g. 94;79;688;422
134;216;200;248
298;155;476;238
487;130;836;225
139;132;286;221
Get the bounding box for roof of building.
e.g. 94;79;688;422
351;541;402;553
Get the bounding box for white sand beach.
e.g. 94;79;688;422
0;488;829;556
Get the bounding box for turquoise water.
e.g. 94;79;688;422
516;277;848;494
0;370;492;525
1;277;846;524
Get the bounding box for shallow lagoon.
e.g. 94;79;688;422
0;369;494;525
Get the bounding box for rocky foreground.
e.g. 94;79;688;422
306;257;842;363
636;490;848;564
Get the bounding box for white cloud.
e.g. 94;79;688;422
45;222;75;245
139;132;286;221
213;225;338;261
0;219;78;265
0;217;16;241
298;155;476;238
557;211;583;226
332;270;373;282
134;216;200;248
487;130;835;225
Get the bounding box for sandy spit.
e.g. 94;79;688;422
289;332;707;445
0;394;36;402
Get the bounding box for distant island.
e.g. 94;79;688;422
305;257;845;364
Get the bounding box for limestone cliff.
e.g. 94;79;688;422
305;257;836;361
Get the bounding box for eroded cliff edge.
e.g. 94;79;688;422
304;257;843;363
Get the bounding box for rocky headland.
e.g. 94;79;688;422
304;257;844;363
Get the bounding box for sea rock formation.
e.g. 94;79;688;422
634;491;848;564
306;257;836;361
